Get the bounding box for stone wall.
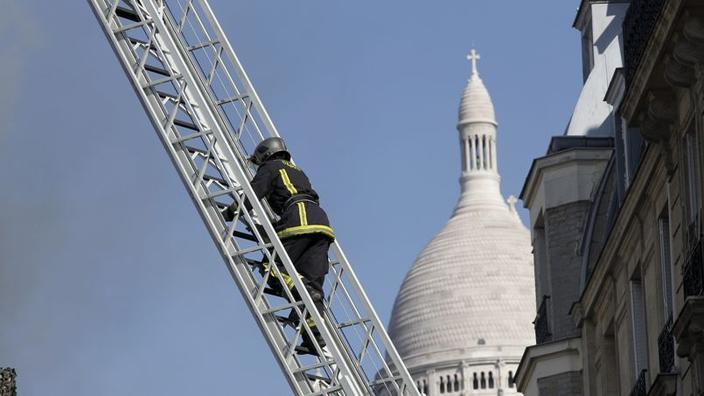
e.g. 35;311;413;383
544;200;592;341
537;371;583;396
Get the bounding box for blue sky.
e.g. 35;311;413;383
1;1;582;394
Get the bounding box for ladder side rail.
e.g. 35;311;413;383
323;259;401;396
159;1;421;394
87;3;315;393
163;0;270;156
330;242;419;395
193;0;281;138
155;2;378;392
141;3;369;394
88;2;342;394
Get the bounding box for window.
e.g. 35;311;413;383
453;374;460;392
659;214;674;318
473;373;479;390
630;275;649;376
508;370;515;388
685;129;701;233
488;372;495;388
624;124;644;187
480;372;486;389
440;376;445;393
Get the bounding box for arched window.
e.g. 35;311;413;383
508;370;515;388
423;380;428;395
473;373;479;390
446;375;451;392
480;372;486;389
488;372;495;388
440;376;445;393
453;374;460;391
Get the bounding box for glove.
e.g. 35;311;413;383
222;202;238;222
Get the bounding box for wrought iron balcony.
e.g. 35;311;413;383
629;369;648;396
657;316;675;374
533;295;552;344
683;238;704;297
623;0;667;86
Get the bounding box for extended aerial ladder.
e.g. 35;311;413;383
87;1;420;395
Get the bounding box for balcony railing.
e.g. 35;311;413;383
683;238;704;297
623;0;667;86
533;295;552;344
629;369;648;396
657;316;675;373
0;368;16;396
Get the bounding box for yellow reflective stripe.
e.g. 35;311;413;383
306;317;317;328
279;169;298;195
297;202;308;226
277;225;335;240
264;261;300;290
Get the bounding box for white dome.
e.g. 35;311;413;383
388;204;535;367
458;71;496;126
388;50;535;371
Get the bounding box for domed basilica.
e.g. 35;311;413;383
388;51;535;395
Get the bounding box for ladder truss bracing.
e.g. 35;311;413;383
87;1;419;395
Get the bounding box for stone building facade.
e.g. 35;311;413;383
516;0;704;395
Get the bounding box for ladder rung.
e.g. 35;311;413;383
305;373;331;383
174;129;213;144
204;187;240;200
183;145;209;155
144;64;171;77
233;230;258;242
233;243;272;256
337;318;371;329
142;74;182;89
188;39;220;51
293;360;336;374
262;301;303;315
115;6;140;22
307;385;343;396
275;314;297;327
156;90;183;102
202;173;228;185
128;37;156;50
217;94;249;106
369;375;403;387
173;118;199;131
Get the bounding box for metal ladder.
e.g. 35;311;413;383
87;1;420;395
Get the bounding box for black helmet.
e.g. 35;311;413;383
249;137;291;165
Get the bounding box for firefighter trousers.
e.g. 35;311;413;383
281;233;331;315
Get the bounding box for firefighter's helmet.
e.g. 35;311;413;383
249;137;291;165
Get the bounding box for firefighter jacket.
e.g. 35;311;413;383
245;159;335;240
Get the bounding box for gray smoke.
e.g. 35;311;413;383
0;2;43;143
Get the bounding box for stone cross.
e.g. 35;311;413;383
467;49;480;76
507;195;518;212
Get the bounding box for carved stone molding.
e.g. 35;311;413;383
664;54;695;87
647;90;677;123
673;37;704;65
673;297;704;395
683;13;704;44
638;90;677;142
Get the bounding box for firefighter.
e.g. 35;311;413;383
223;137;334;355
